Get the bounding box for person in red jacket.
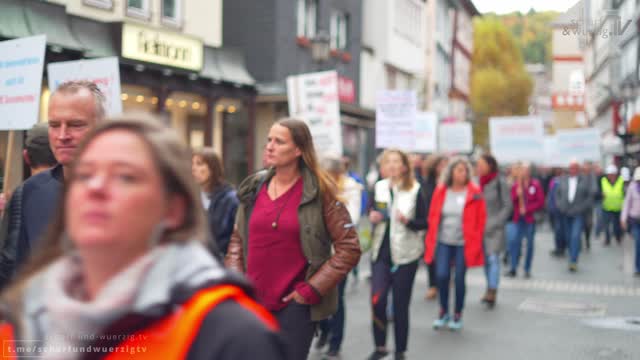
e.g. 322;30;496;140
424;157;486;331
506;162;545;278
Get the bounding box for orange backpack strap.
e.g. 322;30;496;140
104;285;278;360
0;322;17;360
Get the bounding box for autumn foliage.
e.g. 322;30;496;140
471;17;533;147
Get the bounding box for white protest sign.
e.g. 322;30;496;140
554;127;601;165
414;112;438;153
375;90;417;150
48;57;122;116
0;35;46;130
543;136;565;167
287;71;342;156
489;116;545;164
438;122;473;153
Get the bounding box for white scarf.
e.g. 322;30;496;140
39;248;163;360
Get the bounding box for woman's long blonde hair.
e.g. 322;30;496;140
380;149;415;191
2;112;207;319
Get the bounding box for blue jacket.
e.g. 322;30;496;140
206;184;239;256
0;165;63;288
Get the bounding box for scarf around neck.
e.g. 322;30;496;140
480;172;498;190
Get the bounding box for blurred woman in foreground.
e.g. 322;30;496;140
0;114;286;360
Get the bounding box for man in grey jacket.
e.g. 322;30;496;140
555;160;595;272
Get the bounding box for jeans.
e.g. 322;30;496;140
603;210;622;244
595;204;605;237
274;302;315;360
328;279;347;353
563;214;585;264
435;243;466;315
551;211;566;252
630;220;640;273
484;253;500;290
508;219;536;273
371;258;418;353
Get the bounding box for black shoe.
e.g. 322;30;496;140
367;350;389;360
524;272;531;279
569;263;578;272
324;350;341;360
395;353;406;360
634;272;640;277
505;270;516;278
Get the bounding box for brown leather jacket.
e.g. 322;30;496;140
225;167;361;321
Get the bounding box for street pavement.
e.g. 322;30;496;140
309;223;640;360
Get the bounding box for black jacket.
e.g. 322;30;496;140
205;184;239;255
0;165;63;288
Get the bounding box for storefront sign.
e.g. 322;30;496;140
489;116;545;164
554;127;601;165
439;122;473;153
287;70;343;156
48;57;122;116
121;23;203;71
0;35;46;130
414;112;438;153
338;76;355;104
375;90;417;150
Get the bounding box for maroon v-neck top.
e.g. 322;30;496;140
246;177;320;311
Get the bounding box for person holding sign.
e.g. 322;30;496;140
0;81;106;289
225;118;360;360
425;157;486;331
368;149;428;360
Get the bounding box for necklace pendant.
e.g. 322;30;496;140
272;222;277;229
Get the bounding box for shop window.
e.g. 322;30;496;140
162;0;182;27
330;11;349;50
297;0;318;38
127;0;151;20
223;110;249;186
83;0;113;10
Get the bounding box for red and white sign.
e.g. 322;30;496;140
338;76;355;104
552;92;585;110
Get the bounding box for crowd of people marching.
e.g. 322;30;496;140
0;81;637;360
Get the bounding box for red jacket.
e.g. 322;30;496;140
424;182;487;268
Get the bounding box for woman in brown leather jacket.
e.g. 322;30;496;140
225;118;361;360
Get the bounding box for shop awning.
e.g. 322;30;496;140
25;1;84;52
0;0;32;39
69;16;118;58
201;46;255;87
0;0;84;53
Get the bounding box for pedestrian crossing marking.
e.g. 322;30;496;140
465;274;640;298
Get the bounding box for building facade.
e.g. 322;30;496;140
449;0;478;123
224;0;374;177
0;0;256;186
551;1;587;131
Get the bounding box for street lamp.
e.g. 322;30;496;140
310;30;331;66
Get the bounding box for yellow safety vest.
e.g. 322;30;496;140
601;177;624;212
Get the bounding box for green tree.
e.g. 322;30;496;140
471;18;533;148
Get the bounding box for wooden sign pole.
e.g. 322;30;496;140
2;130;24;197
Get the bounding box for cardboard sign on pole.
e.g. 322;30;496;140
287;71;343;156
48;57;123;116
375;90;417;151
489;116;545;164
438;122;473;153
0;35;47;130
